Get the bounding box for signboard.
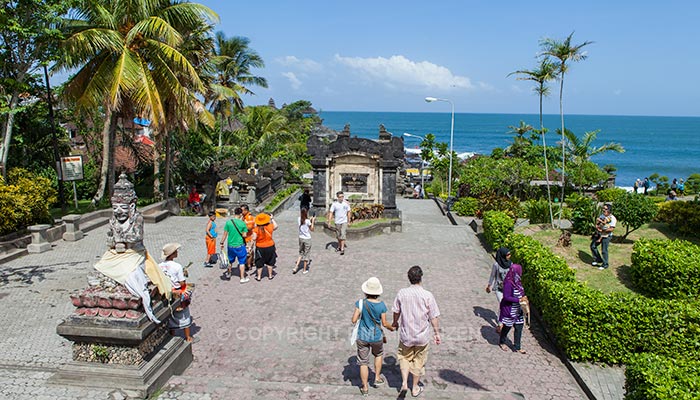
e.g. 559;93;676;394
341;173;368;193
60;155;84;181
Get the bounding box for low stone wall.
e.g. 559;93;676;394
322;218;402;240
265;189;301;216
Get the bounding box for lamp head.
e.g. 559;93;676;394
425;97;438;103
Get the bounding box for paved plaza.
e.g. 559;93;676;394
0;198;588;399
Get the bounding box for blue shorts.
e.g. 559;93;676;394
227;245;247;266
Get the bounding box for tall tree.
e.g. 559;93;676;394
540;32;593;221
509;56;558;226
0;0;70;178
55;0;217;204
207;32;268;152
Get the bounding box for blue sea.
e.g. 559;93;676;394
318;111;700;189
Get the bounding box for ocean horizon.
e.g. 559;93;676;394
318;111;700;189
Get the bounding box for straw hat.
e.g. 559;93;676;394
255;213;271;225
361;277;383;296
161;242;181;260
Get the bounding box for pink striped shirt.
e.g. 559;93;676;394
392;285;440;347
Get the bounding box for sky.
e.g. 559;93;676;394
54;0;699;117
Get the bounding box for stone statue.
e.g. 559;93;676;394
94;174;171;323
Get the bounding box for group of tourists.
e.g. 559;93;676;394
634;177;685;197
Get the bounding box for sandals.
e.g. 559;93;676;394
374;377;385;386
359;387;369;397
411;386;424;397
517;349;527;354
499;344;510;352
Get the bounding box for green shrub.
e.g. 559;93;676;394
596;187;626;202
452;197;479;216
566;193;598;235
614;192;658;240
625;353;700;400
482;211;514;250
685;173;700;194
630;238;700;300
0;168;58;235
655;200;700;237
523;199;550;224
505;233;700;364
477;194;522;219
264;185;299;212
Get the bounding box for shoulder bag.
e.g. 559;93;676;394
349;299;363;347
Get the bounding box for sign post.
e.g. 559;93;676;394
60;156;84;209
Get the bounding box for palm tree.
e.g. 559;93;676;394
561;128;624;192
509;57;558;226
56;0;217;204
540;32;593;222
207;32;268;153
229;106;291;169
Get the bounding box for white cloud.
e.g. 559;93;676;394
276;56;323;72
334;54;473;90
282;72;302;90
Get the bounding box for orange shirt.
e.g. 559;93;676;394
243;213;255;242
255;224;275;248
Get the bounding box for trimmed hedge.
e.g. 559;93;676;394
502;233;700;364
625;353;700;400
655;200;700;237
482;210;514;250
452;196;479;216
630;238;700;300
596;187;627;202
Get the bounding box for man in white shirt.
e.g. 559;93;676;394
327;191;351;255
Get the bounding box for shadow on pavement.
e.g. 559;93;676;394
0;260;86;286
473;306;498;328
480;325;500;346
341;356;362;388
438;369;488;390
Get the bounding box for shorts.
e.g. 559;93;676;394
255;245;277;268
206;236;216;255
336;222;347;240
227;245;247;266
397;342;429;376
298;238;312;260
356;339;384;366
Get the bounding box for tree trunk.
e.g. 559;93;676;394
540;91;554;228
163;129;172;198
92;109;117;205
0;92;20;179
153;131;162;201
558;73;566;223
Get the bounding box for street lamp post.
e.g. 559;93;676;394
425;97;455;199
403;132;426;198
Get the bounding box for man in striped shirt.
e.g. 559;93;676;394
391;266;441;397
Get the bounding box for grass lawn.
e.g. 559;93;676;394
515;222;700;294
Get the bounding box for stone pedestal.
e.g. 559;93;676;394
62;214;84;241
54;298;192;398
27;224;51;253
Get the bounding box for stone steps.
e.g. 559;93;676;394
160;375;526;399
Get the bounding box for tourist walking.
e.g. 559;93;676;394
299;188;312;211
351;277;396;397
220;208;250;283
159;243;195;343
204;211;217;267
498;263;526;353
391;266;441;398
590;204;616;270
327;191;351;255
485;247;512;332
253;213;278;281
293;208;315;275
241;204;255;271
643;177;650;195
678;179;685;196
633;178;640;194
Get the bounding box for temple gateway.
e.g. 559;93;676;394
306;124;404;218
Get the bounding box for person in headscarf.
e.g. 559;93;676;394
498;263;527;353
486;247;512;332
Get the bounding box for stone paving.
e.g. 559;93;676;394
0;198;593;399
